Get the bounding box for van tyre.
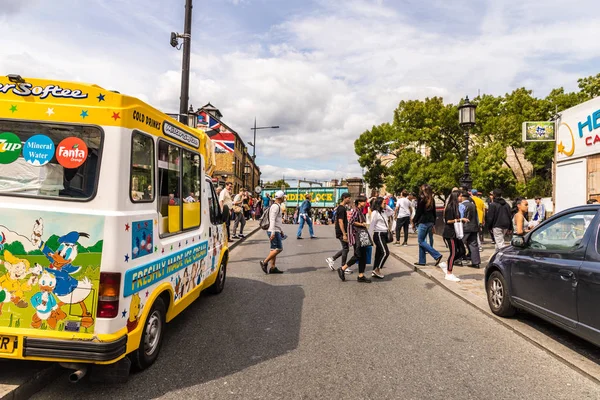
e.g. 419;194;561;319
487;270;516;317
131;297;166;370
207;260;227;295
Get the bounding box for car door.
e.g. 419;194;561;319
510;210;596;328
576;212;600;344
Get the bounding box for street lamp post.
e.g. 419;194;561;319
248;117;279;190
458;96;477;191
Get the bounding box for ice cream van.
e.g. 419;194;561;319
0;74;228;381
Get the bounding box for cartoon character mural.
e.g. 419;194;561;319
30;271;60;329
31;219;95;328
0;251;42;313
127;293;142;333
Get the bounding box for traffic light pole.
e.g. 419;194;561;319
179;0;193;125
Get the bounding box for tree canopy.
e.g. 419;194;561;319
355;74;600;199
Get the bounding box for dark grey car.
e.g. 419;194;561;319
485;205;600;347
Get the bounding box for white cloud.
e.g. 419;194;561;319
1;0;599;183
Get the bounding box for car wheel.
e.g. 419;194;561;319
487;270;516;317
131;297;166;370
207;259;227;295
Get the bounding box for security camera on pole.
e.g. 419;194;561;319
170;0;193;126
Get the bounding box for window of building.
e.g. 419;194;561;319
130;131;154;202
158;140;201;236
0;120;102;201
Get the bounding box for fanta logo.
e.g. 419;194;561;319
0;83;88;100
56;137;88;169
57;146;85;159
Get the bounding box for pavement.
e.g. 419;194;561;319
387;231;600;383
30;224;600;399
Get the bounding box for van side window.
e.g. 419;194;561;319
182;150;201;229
208;182;220;224
158;141;182;235
130;132;154;202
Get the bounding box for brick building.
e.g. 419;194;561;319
187;103;260;194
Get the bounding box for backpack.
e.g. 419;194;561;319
260;204;280;230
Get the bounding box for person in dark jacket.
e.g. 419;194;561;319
413;184;443;266
441;191;465;282
461;191;481;268
485;188;512;250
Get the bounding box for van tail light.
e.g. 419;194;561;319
97;272;121;319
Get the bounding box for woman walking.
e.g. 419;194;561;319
441;191;466;282
413;184;443;266
338;195;371;283
369;197;394;279
512;197;531;236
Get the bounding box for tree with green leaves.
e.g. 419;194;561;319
264;179;290;189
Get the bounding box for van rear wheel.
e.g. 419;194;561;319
131;297;166;370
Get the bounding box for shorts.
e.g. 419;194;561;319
267;231;283;250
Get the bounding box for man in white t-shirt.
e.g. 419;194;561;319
219;182;234;241
394;190;413;246
260;190;286;274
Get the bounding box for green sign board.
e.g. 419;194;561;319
522;122;556;142
264;187;349;208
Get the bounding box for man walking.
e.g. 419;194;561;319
471;189;486;247
462;191;481;268
260;190;286;274
297;193;316;239
486;189;512;250
326;193;353;273
219;182;234;241
394;190;413;246
232;187;247;239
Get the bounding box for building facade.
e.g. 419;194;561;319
187;103;261;194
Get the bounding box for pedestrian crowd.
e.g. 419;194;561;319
216;181;548;283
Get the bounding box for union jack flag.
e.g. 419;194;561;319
209;116;221;130
210;131;234;153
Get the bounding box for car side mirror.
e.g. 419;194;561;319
511;236;525;248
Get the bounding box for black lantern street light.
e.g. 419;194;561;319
458;96;476;191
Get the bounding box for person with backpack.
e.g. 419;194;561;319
485;188;512;250
260;190;286;274
326;193;353;273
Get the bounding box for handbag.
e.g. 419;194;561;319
378;212;394;243
454;220;464;240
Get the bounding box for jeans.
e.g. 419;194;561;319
464;231;480;265
333;237;349;266
373;232;390;270
417;222;441;264
233;212;246;235
297;214;314;237
395;216;410;243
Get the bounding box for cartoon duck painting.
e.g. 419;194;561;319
126;293;142;333
31;219;95;328
30;271;60;329
0;251;42;314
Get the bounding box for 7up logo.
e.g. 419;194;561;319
0;132;23;164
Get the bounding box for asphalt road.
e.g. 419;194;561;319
33;224;600;399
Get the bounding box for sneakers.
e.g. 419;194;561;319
260;261;268;274
438;261;448;275
310;236;317;239
270;267;284;274
338;267;346;281
326;257;335;271
372;271;384;279
445;273;461;282
239;234;246;238
434;255;443;267
344;268;354;275
402;243;408;247
357;275;372;283
393;242;401;246
232;235;240;239
297;236;303;240
413;262;426;266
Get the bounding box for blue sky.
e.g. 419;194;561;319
1;0;599;183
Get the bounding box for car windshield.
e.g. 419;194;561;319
0;120;102;200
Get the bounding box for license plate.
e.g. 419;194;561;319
0;336;17;353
